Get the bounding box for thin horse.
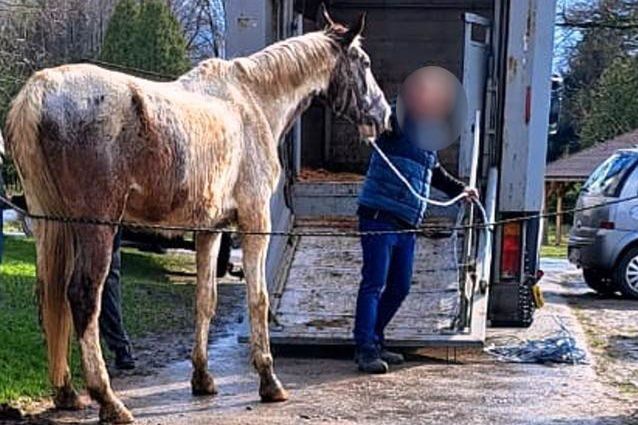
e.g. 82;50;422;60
5;7;390;424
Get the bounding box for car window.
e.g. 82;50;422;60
582;152;638;197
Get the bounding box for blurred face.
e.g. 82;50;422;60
401;68;456;121
396;67;466;151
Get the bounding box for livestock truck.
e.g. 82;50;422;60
232;0;557;347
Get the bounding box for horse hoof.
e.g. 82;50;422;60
99;401;134;424
259;375;289;403
191;371;218;396
53;385;86;411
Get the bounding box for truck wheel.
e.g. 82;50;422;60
583;268;616;295
614;248;638;299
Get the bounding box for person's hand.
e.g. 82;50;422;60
463;187;479;203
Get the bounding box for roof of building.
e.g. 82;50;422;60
545;129;638;182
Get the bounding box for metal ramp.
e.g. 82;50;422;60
263;170;497;348
269;218;462;346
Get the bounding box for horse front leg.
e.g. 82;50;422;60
191;231;222;395
240;213;288;403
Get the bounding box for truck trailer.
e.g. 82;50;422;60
229;0;557;347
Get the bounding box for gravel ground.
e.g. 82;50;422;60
15;259;638;425
546;260;638;402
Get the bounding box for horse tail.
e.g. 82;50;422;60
36;219;76;387
5;71;77;387
5;71;65;214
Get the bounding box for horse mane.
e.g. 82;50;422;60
177;28;360;138
231;30;345;96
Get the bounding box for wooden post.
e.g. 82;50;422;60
555;183;564;246
543;181;556;246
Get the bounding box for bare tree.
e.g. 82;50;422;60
0;0;118;72
0;0;118;187
169;0;226;60
557;0;638;50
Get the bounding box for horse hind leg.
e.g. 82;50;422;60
191;232;222;396
239;208;288;403
66;224;133;424
35;221;83;410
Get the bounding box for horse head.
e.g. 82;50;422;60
320;5;391;139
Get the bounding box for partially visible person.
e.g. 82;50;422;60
216;232;244;279
100;230;135;370
102;230;242;370
354;67;477;374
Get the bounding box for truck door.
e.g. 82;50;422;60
489;0;557;327
459;13;491;180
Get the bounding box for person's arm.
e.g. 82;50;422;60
431;162;466;198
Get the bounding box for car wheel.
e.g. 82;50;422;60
583;268;616;295
614;247;638;299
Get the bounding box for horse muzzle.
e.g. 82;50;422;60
358;106;391;139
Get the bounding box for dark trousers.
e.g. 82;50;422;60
216;232;232;278
99;230;131;352
353;216;416;352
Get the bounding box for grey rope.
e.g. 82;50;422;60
485;314;588;365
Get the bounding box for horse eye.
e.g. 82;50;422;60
362;59;371;68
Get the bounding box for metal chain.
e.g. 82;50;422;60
3;193;638;237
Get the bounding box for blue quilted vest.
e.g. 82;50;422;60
358;124;437;227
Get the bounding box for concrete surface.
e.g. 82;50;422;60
29;260;638;424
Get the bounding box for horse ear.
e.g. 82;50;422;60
343;12;366;46
317;3;335;29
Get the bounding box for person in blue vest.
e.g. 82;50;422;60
355;67;478;373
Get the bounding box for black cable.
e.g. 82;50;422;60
3;193;638;237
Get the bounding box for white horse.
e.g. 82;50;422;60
5;7;390;424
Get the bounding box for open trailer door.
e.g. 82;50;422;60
267;167;496;348
258;3;497;349
265;113;497;348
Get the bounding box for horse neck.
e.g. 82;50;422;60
232;33;337;141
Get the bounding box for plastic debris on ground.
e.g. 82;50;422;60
485;315;588;365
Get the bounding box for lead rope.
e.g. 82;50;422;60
367;138;491;229
367;137;492;331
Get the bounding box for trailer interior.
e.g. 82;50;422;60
254;0;555;348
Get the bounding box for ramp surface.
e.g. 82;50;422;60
270;219;463;346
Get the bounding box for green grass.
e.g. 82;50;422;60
541;243;567;258
2;219;23;234
0;236;196;405
540;224;568;258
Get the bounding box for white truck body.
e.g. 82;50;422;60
226;0;557;346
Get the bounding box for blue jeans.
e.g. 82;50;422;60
353;216;416;352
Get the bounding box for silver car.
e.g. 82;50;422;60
568;149;638;299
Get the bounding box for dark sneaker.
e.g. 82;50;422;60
379;347;404;365
355;349;389;374
115;346;135;370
